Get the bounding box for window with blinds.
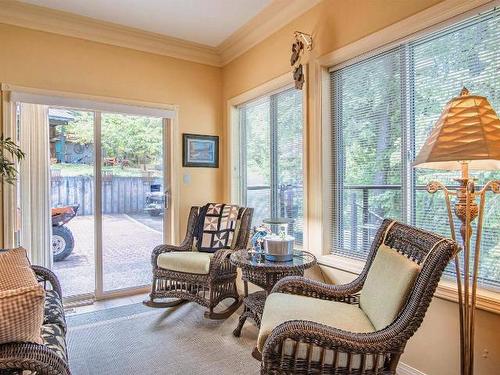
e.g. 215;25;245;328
330;8;500;288
238;87;304;244
331;48;405;259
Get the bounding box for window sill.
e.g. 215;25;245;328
317;254;500;315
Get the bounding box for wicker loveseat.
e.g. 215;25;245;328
0;264;70;375
257;219;459;374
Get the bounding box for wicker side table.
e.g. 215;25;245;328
230;249;316;338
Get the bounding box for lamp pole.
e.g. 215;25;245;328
414;87;500;374
426;169;499;375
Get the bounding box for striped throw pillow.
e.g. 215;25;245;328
0;248;45;344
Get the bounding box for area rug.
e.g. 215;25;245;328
66;302;260;375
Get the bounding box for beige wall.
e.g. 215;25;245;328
222;1;499;374
0;23;223;242
1;1;499;373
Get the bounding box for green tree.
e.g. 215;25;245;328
65;112;163;166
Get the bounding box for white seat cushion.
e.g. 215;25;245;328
360;244;421;331
157;252;212;274
258;293;375;352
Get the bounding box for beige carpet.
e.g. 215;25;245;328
67;302;260;375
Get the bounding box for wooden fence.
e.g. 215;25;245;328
50;176;161;215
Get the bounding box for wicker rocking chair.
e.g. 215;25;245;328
258;219;459;374
145;205;253;319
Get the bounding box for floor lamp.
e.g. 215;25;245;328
413;88;500;375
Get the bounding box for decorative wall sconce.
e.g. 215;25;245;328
290;31;313;90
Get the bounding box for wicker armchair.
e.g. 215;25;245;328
0;265;70;375
145;205;253;319
258;219;460;374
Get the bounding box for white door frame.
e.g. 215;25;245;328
1;84;179;301
1;89;18;248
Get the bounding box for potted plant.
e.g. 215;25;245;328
0;136;25;184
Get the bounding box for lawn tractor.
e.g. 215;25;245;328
51;204;79;262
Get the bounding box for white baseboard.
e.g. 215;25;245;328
397;362;427;375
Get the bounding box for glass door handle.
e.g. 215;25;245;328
164;190;170;209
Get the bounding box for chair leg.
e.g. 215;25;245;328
204;297;242;320
252;347;262;361
232;312;248;337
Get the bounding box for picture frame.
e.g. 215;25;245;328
182;133;219;168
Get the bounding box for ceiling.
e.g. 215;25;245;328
18;0;273;47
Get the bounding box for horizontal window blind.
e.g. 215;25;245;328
276;89;304;242
331;47;404;259
240;96;271;227
238;88;304;244
330;8;500;288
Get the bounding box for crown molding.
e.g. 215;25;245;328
0;0;320;68
7;0;485;69
217;0;322;65
0;0;222;67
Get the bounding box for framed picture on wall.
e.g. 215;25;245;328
182;133;219;168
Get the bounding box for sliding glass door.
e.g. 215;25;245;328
49;109;97;297
100;113;166;293
17;103;172;301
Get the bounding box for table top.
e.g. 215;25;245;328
230;249;316;272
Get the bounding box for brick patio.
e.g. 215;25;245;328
52;214;163;297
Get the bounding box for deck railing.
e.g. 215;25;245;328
341;183;481;255
344;184;401;253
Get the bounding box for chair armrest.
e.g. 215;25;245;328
151;206;199;266
271;276;361;303
209;249;234;277
262;320;401;371
0;342;70;375
32;265;63;298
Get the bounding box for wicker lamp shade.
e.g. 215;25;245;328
414;88;500;170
